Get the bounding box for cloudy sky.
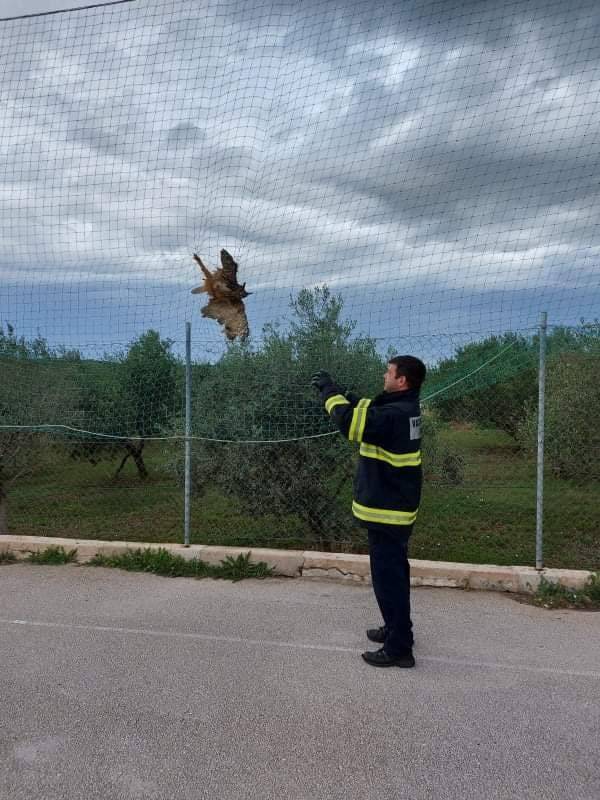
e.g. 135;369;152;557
1;0;599;359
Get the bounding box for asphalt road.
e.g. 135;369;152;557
1;564;599;800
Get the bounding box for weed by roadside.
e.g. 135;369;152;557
90;547;209;577
27;545;78;564
528;574;600;610
0;549;18;564
217;552;274;581
89;547;274;582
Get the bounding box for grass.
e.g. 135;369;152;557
529;573;600;610
89;548;274;581
4;427;599;570
414;425;599;569
27;545;78;564
1;542;274;581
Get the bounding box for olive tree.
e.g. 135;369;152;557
0;327;79;534
68;330;179;479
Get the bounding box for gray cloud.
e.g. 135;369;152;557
0;0;599;351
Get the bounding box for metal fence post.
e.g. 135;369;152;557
536;311;547;570
184;321;192;547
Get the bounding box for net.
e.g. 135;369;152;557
0;0;598;564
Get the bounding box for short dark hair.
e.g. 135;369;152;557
388;355;427;389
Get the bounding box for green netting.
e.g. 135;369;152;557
0;0;598;564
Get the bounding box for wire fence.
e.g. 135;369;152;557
1;0;599;569
1;321;598;569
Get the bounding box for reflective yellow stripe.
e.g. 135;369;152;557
349;398;371;442
356;399;372;442
325;394;350;414
360;444;422;467
352;500;418;526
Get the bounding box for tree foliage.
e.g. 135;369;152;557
428;324;600;439
0;323;80;361
68;330;179;478
0;326;80;533
186;286;462;548
516;349;600;480
187;287;378;548
427;333;536;437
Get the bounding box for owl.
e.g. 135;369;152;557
191;250;251;340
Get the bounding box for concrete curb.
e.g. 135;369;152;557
0;535;595;595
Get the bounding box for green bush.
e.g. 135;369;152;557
421;414;464;485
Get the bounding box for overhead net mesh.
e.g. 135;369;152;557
1;0;598;565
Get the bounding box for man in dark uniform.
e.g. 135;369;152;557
311;355;426;668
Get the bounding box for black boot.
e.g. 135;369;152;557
361;647;415;668
366;626;386;643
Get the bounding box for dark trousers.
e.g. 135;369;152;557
368;527;414;656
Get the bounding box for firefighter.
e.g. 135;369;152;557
311;355;426;668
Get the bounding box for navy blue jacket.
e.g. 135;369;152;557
319;384;423;533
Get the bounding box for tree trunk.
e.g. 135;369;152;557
114;440;148;480
129;440;148;479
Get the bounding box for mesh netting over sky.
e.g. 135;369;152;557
1;0;599;362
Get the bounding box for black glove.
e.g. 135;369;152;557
311;370;334;391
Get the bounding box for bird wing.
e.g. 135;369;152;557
220;249;240;287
